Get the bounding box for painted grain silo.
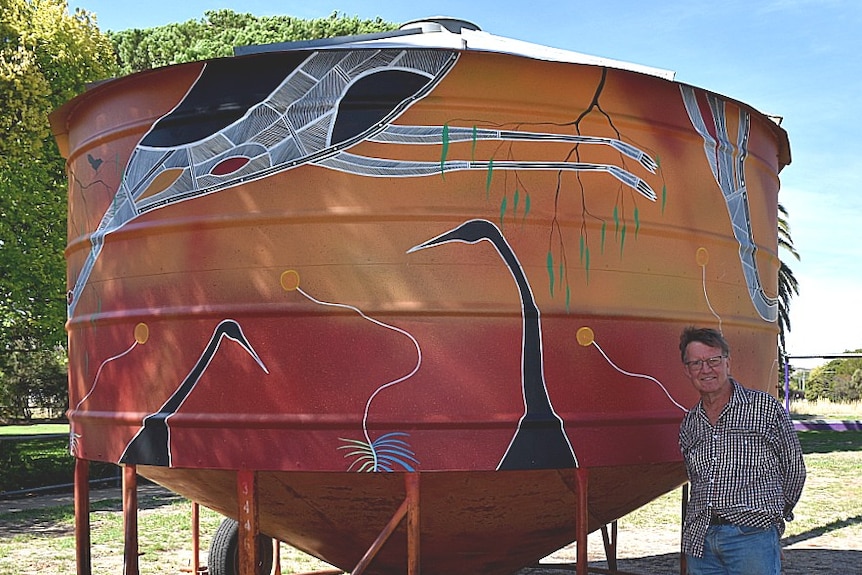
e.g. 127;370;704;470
51;17;789;575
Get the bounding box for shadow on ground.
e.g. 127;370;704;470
0;486;183;538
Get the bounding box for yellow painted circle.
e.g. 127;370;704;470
134;323;149;344
576;327;595;347
696;247;709;267
280;269;300;291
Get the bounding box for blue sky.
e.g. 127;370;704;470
68;0;862;369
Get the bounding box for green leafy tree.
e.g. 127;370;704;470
803;364;829;402
0;343;67;420
803;352;862;402
830;371;862;402
0;0;117;419
110;10;397;75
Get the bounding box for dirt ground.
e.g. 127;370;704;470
2;486;860;575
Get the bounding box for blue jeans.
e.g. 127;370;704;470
687;524;781;575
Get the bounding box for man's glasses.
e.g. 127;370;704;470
684;355;726;371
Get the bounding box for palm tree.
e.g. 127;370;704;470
777;202;800;361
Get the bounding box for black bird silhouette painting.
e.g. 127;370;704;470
408;219;578;470
119;319;268;467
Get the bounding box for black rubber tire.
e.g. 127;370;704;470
208;517;274;575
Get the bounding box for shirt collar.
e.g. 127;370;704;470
695;379;747;420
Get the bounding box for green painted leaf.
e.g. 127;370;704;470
634;206;640;237
579;234;585;262
524;193;531;219
500;195;508;227
565;285;571;312
440;124;449;178
620;223;627;257
662;184;667;213
613;205;620;236
441;123;449;177
471;125;478;161
486;159;494;199
513;187;520;216
546;251;555;297
585;247;591;283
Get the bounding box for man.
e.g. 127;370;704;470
678;327;806;575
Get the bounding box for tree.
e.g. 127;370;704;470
0;6;399;419
0;0;117;418
776;202;800;368
109;10;397;75
0;343;67;420
803;352;862;402
803;364;830;402
830;371;862;402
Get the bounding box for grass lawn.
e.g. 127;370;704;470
0;422;69;436
1;430;859;575
621;431;862;545
790;398;862;420
0;494;333;575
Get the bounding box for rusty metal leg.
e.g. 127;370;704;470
600;520;618;572
237;469;261;575
351;473;420;575
191;502;201;574
74;458;91;575
273;539;282;575
680;483;689;575
575;468;589;575
123;464;139;575
406;473;420;575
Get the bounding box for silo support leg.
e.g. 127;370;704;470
601;520;618;572
237;469;262;575
273;538;282;575
74;458;91;575
191;502;201;575
351;472;421;575
575;468;589;575
406;472;420;575
123;464;139;575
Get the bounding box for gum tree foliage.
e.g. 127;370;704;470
804;354;862;402
109;10;398;75
0;0;117;420
0;6;397;419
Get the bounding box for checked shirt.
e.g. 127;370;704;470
679;380;806;557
